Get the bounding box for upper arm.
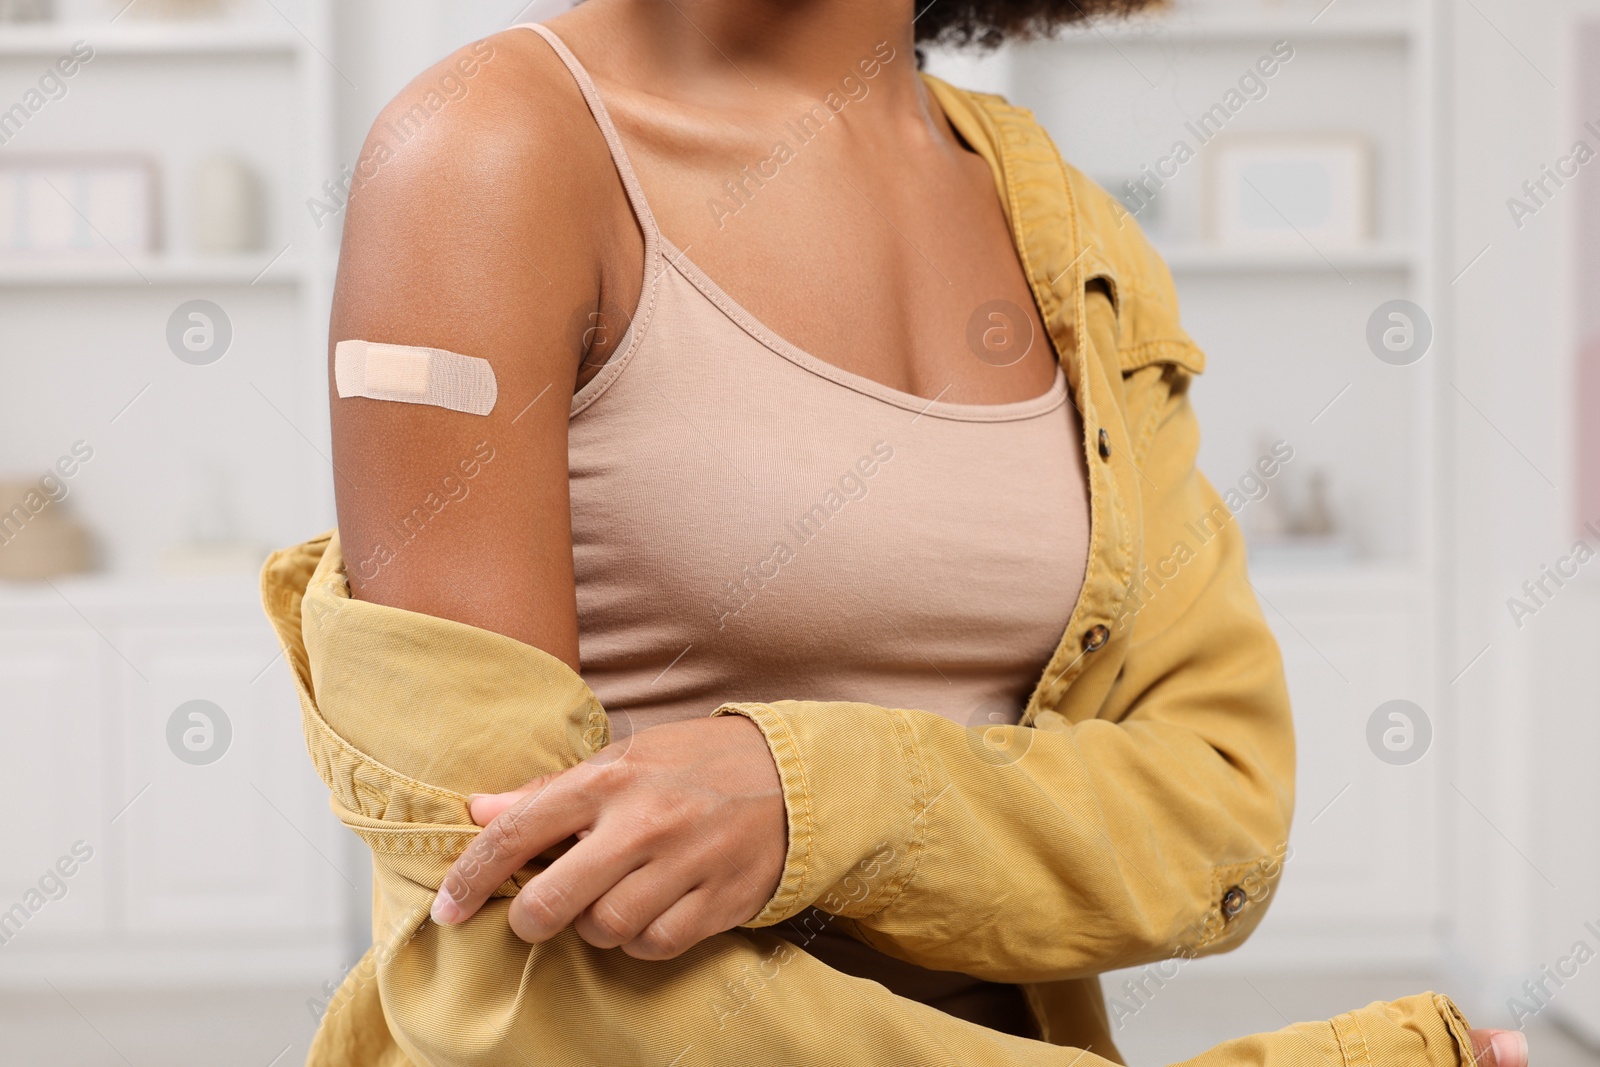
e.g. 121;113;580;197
327;30;639;671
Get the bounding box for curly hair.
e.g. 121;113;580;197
914;0;1167;48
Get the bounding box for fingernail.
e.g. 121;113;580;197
467;793;487;804
431;891;461;925
1491;1030;1527;1067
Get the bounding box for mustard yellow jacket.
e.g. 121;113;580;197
261;75;1480;1066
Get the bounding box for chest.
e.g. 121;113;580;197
599;83;1059;407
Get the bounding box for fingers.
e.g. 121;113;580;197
1468;1029;1529;1067
571;865;701;951
620;885;721;961
466;729;640;826
433;770;593;926
469;787;528;827
506;835;646;944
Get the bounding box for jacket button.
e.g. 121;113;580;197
1082;624;1110;652
1098;428;1112;459
1221;886;1247;918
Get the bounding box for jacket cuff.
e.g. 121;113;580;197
1431;994;1480;1067
712;700;925;927
1326;993;1477;1067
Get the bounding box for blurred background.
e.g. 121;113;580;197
0;0;1596;1063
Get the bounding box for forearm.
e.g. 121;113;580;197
716;511;1291;980
718;689;1288;984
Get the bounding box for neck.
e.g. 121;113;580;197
573;0;928;112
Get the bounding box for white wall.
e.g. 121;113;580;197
1441;0;1600;1037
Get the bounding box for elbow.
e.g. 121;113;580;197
1184;839;1294;962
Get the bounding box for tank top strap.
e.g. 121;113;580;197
513;22;663;253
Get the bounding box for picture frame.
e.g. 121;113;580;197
1204;132;1373;249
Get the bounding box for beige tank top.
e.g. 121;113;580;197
522;23;1091;1033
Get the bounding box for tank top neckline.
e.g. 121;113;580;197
516;21;1069;426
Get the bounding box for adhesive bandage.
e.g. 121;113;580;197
334;340;498;416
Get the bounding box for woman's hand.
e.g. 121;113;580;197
431;714;786;960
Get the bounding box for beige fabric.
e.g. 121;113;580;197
569;273;1087;739
569;267;1088;741
535;20;1090;1025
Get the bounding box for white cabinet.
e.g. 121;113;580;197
1524;576;1600;1043
118;625;346;938
0;629;111;945
0;578;347;987
1187;568;1440;972
1265;571;1436;962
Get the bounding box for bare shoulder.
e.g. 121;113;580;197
335;27;626;310
355;28;609;196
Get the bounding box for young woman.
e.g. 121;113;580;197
302;0;1524;1062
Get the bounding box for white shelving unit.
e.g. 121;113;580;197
0;3;344;987
1155;241;1419;274
0;251;314;286
936;0;1446;971
0;22;302;56
1057;8;1417;42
